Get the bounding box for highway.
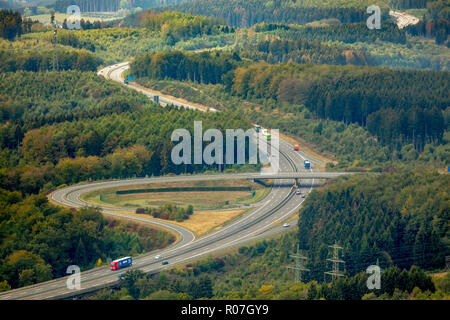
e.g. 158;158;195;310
98;62;217;112
0;63;344;300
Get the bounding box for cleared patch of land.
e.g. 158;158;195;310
28;12;119;24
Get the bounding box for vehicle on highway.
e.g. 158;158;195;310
155;255;162;260
255;125;261;133
296;188;301;195
263;129;272;140
294;145;300;151
110;257;132;271
262;129;272;140
117;273;123;278
304;160;311;169
162;261;169;265
283;223;290;228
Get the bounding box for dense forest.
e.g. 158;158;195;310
0;71;254;194
240;38;373;66
298;172;449;280
162;0;390;27
51;0;192;12
123;10;231;42
131;50;242;84
131;0;190;9
426;0;450;20
0;9;33;40
0;48;99;72
406;18;450;46
390;0;432;8
52;0;121;13
274;22;408;44
229;63;449;151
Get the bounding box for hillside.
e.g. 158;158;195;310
160;0;391;27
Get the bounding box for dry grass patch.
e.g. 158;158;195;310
109;208;247;237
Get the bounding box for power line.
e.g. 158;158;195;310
286;244;309;283
324;242;345;282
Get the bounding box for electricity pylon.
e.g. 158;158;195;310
324;242;345;282
286;244;309;282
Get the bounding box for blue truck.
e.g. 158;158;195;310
304;160;311;169
110;257;132;271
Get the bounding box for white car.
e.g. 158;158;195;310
296;189;301;195
283;223;290;228
155;255;162;260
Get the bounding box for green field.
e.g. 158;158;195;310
82;179;271;211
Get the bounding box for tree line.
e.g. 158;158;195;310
131;50;242;84
123;10;231;43
162;0;390;28
0;9;33;41
367;107;444;150
0;48;99;72
275;21;407;45
240;38;373;66
52;0;121;13
304;67;448;151
390;0;433;9
406;18;450;46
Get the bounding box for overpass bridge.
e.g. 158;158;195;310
241;172;355;180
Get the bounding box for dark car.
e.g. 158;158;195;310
162;261;169;265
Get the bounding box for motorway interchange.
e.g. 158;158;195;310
0;63;348;300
